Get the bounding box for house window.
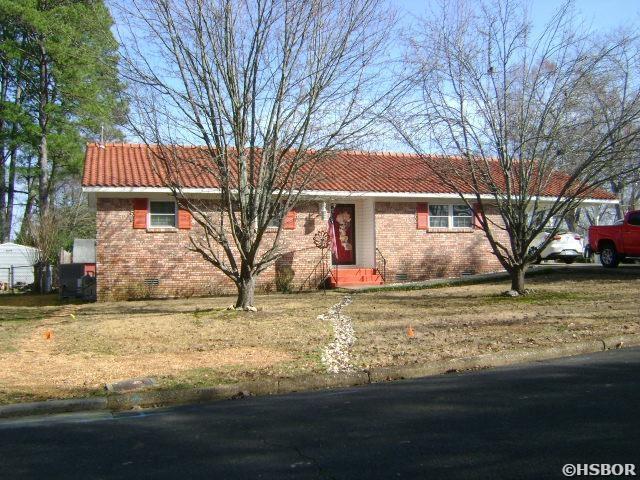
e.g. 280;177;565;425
429;205;450;228
267;217;280;228
429;204;473;229
149;201;176;227
452;205;473;228
267;209;282;228
267;203;286;228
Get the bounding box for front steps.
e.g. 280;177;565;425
328;267;384;288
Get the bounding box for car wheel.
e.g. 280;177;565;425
600;245;620;268
562;258;576;264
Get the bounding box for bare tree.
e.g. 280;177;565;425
394;0;640;293
571;33;640;224
21;180;96;293
116;0;396;308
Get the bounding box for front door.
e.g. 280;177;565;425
331;204;356;265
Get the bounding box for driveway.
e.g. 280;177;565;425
2;348;639;479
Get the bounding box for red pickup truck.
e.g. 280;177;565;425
588;210;640;267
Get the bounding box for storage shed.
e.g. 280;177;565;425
0;242;39;287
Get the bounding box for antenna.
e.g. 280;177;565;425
99;124;105;149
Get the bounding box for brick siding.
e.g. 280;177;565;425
96;198;329;301
96;198;508;300
374;202;507;281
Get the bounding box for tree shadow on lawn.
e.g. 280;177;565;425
74;291;337;318
351;291;559;310
527;264;640;284
356;268;639;306
349;315;550;334
0;385;106;406
0;293;84;308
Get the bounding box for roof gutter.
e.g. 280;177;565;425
81;186;618;205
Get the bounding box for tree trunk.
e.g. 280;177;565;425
235;267;256;309
0;145;5;241
37;41;49;217
0;53;8;239
3;80;23;242
38;126;49;216
509;264;526;294
19;193;34;240
4;145;16;242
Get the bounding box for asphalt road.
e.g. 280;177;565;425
2;348;639;480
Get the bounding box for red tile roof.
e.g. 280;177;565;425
82;143;616;200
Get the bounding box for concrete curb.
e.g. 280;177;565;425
0;397;107;419
2;334;638;419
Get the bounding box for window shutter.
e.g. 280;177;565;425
178;207;192;229
473;203;483;229
133;198;148;229
283;209;296;230
416;203;429;230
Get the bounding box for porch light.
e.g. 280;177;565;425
319;201;328;220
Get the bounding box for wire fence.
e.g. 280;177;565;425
0;265;34;290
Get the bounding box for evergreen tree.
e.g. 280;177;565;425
0;0;126;241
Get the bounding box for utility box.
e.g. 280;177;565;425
59;263;96;301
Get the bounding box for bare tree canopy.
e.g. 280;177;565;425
116;0;397;308
394;0;640;293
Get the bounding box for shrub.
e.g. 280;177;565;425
260;282;274;294
275;266;295;293
108;282;155;301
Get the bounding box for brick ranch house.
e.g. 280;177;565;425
82;143;616;301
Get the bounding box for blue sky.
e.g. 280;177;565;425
399;0;639;32
364;0;640;152
524;0;639;30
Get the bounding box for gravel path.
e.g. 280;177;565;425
318;295;356;373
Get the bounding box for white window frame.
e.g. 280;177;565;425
148;200;177;228
428;204;450;228
429;204;473;229
452;204;473;228
267;203;286;229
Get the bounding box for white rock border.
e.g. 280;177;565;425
318;295;356;373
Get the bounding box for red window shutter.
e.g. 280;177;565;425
416;203;429;229
133;198;148;229
283;209;296;230
178;207;192;229
473;203;483;229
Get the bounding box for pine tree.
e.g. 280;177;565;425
0;0;126;236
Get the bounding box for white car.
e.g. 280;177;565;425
530;231;584;264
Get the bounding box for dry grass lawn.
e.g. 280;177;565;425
349;268;640;370
0;293;337;404
0;266;638;404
